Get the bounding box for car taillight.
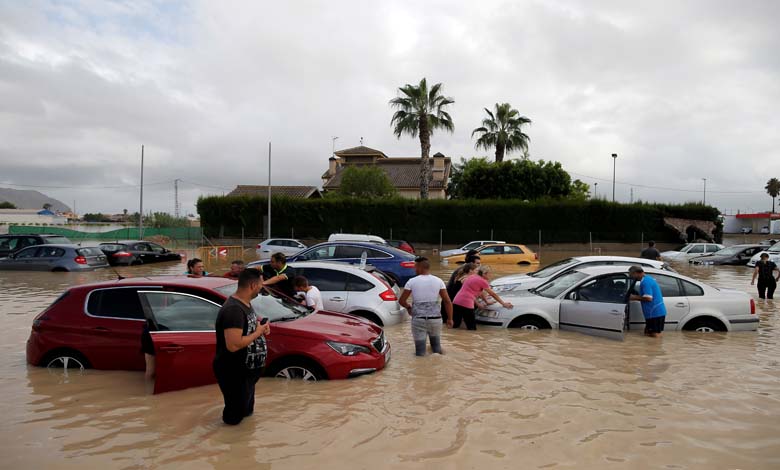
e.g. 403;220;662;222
400;261;415;268
112;251;133;257
74;256;87;264
379;288;397;301
257;244;262;248
750;298;755;315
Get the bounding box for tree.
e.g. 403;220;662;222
83;212;109;222
0;201;16;209
389;78;454;199
766;178;780;213
150;212;190;228
570;179;590;201
42;203;52;211
335;166;397;199
472;103;532;163
448;158;577;200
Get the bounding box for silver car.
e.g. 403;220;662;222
255;238;307;260
746;241;780;267
476;265;758;339
492;256;672;293
0;244;108;272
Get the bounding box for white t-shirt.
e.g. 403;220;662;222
304;286;324;311
404;274;446;317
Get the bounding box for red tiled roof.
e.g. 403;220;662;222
323;157;451;190
228;185;322;198
334;146;387;158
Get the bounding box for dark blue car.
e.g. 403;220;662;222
286;242;417;286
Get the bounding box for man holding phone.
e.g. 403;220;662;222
213;268;271;425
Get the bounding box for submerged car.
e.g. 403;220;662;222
0;244;107;271
99;241;182;266
442;243;539;265
26;276;390;394
746;242;780;268
246;260;407;326
689;244;764;266
661;243;724;261
476;266;758;339
0;234;72;258
255;238;307;260
287;241;416;286
492;256;671;293
439;240;505;258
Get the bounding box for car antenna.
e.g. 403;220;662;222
111;268;125;280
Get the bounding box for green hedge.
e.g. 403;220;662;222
197;196;721;244
8;225;202;242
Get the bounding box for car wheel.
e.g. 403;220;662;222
684;317;725;333
271;360;325;381
508;315;550;330
43;350;90;371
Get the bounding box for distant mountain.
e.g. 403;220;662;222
0;187;71;212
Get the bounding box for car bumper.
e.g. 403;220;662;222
729;317;760;332
26;331;45;366
327;344;391;379
380;307;407;326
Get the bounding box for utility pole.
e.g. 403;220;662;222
174;179;180;218
630;187;634;204
139;145;144;238
611;153;618;202
331;136;339;156
702;178;707;205
267;142;272;239
593;182;598;199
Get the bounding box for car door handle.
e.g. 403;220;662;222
93;326;110;332
675;302;687;307
609;310;623;315
329;297;345;302
160;345;184;353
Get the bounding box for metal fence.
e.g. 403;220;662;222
7;225;203;247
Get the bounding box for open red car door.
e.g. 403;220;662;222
138;291;220;394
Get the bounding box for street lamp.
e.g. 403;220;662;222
702;178;707;205
593;182;598;199
611;153;617;202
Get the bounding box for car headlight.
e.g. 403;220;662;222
326;341;371;356
477;309;499;318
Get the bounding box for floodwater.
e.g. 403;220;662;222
1;246;779;469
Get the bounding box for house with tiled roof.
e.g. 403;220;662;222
228;185;322;199
322;146;451;199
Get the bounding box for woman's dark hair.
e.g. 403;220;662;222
186;258;203;273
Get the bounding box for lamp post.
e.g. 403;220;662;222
702;178;707;205
139;145;144;238
611;153;617;202
593;182;598;199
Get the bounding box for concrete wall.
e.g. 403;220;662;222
0;213;67;225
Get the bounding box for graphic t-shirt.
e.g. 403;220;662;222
453;275;490;309
404;274;446;318
638;275;667;319
214;296;267;370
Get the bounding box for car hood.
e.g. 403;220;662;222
276;310;382;343
481;291;559;317
661;250;682;256
491;275;545;292
491;273;531;286
439;248;465;257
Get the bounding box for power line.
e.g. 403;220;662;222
178;179;234;191
568;171;763;194
0;180;173;190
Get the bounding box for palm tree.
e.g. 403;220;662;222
472;103;532;163
390;78;454;199
766;177;780;213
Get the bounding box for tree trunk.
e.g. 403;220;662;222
418;116;431;199
495;142;505;163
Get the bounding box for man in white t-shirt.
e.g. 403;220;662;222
399;257;453;356
293;276;324;312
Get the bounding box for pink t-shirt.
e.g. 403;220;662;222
452;275;490;309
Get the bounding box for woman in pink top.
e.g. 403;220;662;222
452;266;513;330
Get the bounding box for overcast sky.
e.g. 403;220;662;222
1;0;779;216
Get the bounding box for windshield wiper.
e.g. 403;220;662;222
273;315;300;322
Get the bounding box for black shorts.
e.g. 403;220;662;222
645;316;665;334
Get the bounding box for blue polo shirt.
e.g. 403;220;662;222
639;275;667;319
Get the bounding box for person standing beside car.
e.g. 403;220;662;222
223;260;245;279
441;258;479;323
751;253;779;299
293;275;324;311
399;257;453;356
213;268;270;426
262;252;296;298
452;266;513;330
640;241;662;261
629;265;667;337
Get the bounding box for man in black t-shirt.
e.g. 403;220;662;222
261;252;296;298
751;253;779;299
640;241;662;261
213;268;270;425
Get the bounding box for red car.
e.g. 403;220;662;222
26;276;390;394
387;240;415;254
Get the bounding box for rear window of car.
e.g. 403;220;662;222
682;280;704;296
100;244;126;251
371;270;396;287
78;247;104;256
43;236;71;244
86;288;146;320
654;275;683;297
38;247;65;258
347;274;375;292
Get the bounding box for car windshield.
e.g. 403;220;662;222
709;246;742;256
534;271;588;298
77;247;104;256
768;243;780;253
462;242;480;250
528;258;578;278
99;244;126;251
214;284;312;322
44;236;70;244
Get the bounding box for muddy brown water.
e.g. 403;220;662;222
1;245;779;469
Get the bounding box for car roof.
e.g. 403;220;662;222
307;241;404;252
72;275;236;290
570;255;666;267
479;243;526;248
286;261;380;275
573;265;701;283
1;233;66;238
263;238;301;242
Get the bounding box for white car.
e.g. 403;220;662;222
280;261;407;327
476;265;758;340
492;256;671;293
439;240;505;258
255;238;307;260
327;233;387;244
746;242;780;267
661;243;724;261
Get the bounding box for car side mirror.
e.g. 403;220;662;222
568;291;578;301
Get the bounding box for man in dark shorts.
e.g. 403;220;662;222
640;241;661;261
751;253;779;299
213;268;270;425
629;265;667;337
262;252;296;298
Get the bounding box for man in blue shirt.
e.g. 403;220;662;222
629;265;667;337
